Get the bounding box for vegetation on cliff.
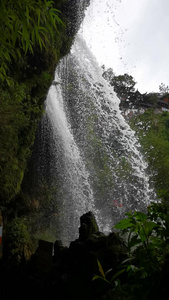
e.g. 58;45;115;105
0;0;90;261
130;110;169;203
0;0;86;206
0;0;65;84
0;1;57;206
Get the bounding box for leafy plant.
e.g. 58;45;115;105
0;0;65;83
113;206;169;299
92;259;127;298
93;204;169;299
93;259;114;285
114;211;159;254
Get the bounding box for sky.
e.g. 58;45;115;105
80;0;169;93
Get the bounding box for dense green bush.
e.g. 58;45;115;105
93;202;169;299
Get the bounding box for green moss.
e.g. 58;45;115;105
5;217;34;265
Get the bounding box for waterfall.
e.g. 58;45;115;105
33;34;155;245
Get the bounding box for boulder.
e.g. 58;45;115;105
79;211;99;241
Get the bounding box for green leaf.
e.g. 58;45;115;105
37;8;41;26
92;275;111;285
128;235;141;249
134;223;141;234
28;42;33;54
134;211;147;222
114;218;134;230
125;212;133;218
144;221;159;237
25;6;30;25
37;26;48;33
121;257;135;264
139;227;147;243
92;275;103;281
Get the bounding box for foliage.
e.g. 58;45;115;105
0;0;70;208
112;73;136;94
0;75;49;203
113;205;169;299
93;203;169;299
5;217;34;265
130;110;169;202
103;69;136;101
159;83;169;95
148;93;158;105
93;259;126;287
0;0;65;83
102;67;115;82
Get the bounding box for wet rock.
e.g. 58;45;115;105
79;211;99;241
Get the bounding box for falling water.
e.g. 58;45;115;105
33;34;155;245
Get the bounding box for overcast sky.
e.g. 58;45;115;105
80;0;169;93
